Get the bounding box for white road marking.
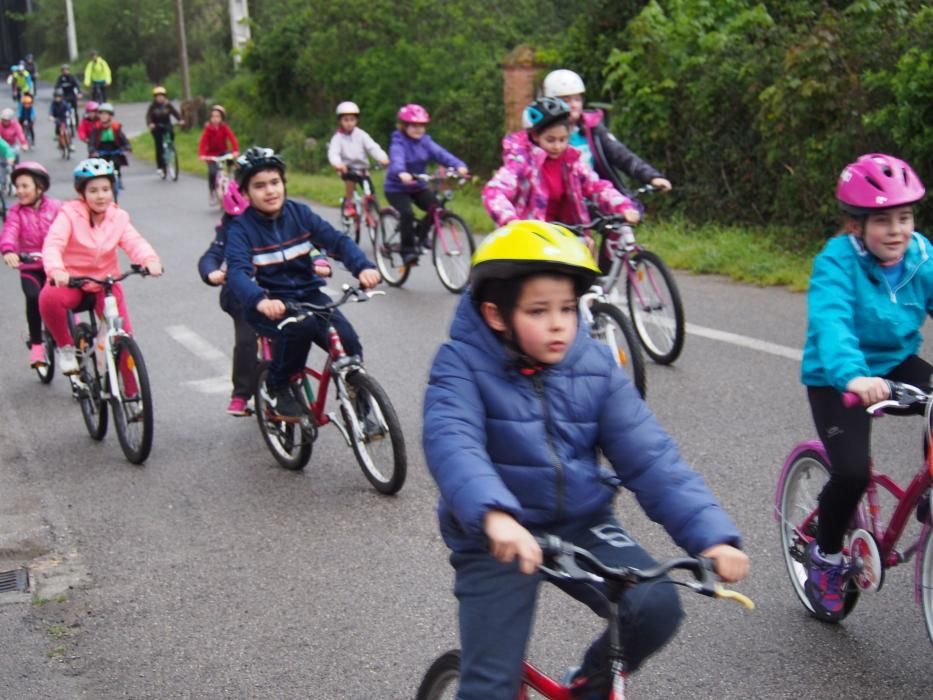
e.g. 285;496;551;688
184;375;234;395
166;325;228;365
686;322;802;361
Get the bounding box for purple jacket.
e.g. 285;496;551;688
482;130;633;227
0;196;62;271
384;130;465;193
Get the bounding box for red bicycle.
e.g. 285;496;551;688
253;284;406;494
416;535;753;699
339;167;384;249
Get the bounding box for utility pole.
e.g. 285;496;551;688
65;0;78;61
174;0;191;100
229;0;251;67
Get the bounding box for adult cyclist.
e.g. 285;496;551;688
54;64;83;117
83;51;112;103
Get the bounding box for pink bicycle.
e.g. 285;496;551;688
416;535;752;699
775;381;933;640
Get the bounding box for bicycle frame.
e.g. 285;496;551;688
67;283;131;402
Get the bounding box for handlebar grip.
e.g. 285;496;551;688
841;392;862;409
712;584;755;610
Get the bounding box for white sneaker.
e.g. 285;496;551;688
57;345;80;375
156;168;164;177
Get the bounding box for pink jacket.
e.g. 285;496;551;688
482;130;634;227
0;196;62;271
42;200;160;289
0;120;28;148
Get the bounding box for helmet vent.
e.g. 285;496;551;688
864;176;883;192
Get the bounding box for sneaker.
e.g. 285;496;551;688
342;200;357;218
353;394;384;439
560;666;606;700
402;250;420;266
803;541;848;621
156;168;164;178
56;345;79;375
262;384;304;421
227;396;251;417
29;342;47;368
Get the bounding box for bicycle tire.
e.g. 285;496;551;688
111;336;154;465
74;323;108;441
68;108;77;138
374;208;411;287
339;370;406;494
432;212;475;294
363;199;381;251
254;362;313;471
168;144;179;181
776;448;860;621
34;330;55;384
590;302;647;399
416;650;461;700
920;524;933;643
625;250;685;364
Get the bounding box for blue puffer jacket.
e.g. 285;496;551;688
802;232;933;391
384;130;466;193
225;199;375;311
423;294;742;554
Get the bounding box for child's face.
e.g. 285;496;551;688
339;114;358;131
533;124;570;159
99;111;113;125
14;175;40;206
246;169;286;216
209;110;223;125
83;178;114;213
558;93;584;123
403;123;426;140
155;94;166;104
87;110;98;120
861;205;914;262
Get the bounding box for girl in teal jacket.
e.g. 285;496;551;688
800;154;929;622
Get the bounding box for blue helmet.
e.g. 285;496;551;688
521;96;570;132
73;158;115;191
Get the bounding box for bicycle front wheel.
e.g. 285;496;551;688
34;330;55;385
254;363;313;471
432;212;475;294
339;370;406;494
777;449;860;620
167;144;178;181
75;323;108;441
920;524;933;643
625;250;685;364
374;208;411;287
416;650;461;700
590;302;646;399
363;199;381;250
111;337;154;465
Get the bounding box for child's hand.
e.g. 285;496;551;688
623;208;641;224
483;510;541;575
379;158;389;167
358;269;381;289
846;376;890;406
52;271;70;287
399;172;414;185
257;298;286;320
650;177;672;192
3;253;20;268
700;544;749;583
313;263;331;278
457;166;469;178
335;164;347;174
207;270;226;285
145;261;163;277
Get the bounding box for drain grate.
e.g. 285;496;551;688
0;568;29;593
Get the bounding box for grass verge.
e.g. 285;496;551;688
131;131;817;290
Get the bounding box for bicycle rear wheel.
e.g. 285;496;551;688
374;208;411;287
776;448;860;620
33;330;55;384
74;323;108;440
432;212;474;294
111;336;154;464
254;363;314;471
625;250;685;364
416;650;461;700
590;302;647;399
339;370;406;494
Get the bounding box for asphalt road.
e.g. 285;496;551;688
1;92;932;699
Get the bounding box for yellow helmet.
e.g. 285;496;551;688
152;86;167;96
470;220;599;297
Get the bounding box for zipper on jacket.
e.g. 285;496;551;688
531;373;564;520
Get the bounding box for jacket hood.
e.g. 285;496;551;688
581;109;604;130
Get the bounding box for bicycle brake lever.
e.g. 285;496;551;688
540;550;602;583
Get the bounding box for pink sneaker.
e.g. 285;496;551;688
29;343;47;368
227;396;251;416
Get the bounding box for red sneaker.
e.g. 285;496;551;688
227;396;251;417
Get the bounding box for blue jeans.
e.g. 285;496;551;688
451;510;683;700
245;288;362;391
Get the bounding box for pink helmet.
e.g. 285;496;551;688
836;153;925;215
222;180;248;216
11;161;50;191
85;100;99;112
397;103;430;124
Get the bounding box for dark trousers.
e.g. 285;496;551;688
809;354;933;553
452;510;683;700
231;314;258;399
207;161;220;195
21;270;45;345
151;126;171;170
245;289;362;391
384;189;436;254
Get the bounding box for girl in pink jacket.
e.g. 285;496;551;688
482;97;639;231
0;162;61;368
39;158;162;376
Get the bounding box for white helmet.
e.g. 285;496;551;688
0;108;14;121
336;101;360;116
543;69;586;98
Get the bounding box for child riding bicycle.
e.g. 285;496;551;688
77;101;99;145
1;107;30;153
39;159;163;376
328;101;389;218
423;220;748;699
384;104;468;266
198;104;239;205
224;147;380;420
801;153;930;622
88;103;131;172
49;89;75;151
0;162;61;368
146;86;184;178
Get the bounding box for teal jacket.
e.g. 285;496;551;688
801;232;933;391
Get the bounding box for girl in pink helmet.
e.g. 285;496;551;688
800;153;928;622
77;101;99;144
384;103;469;266
0;161;61;368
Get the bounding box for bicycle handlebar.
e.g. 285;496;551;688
535;534;754;610
66;265;150;288
276;284;385;330
200;153;235;163
843;381;930;413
